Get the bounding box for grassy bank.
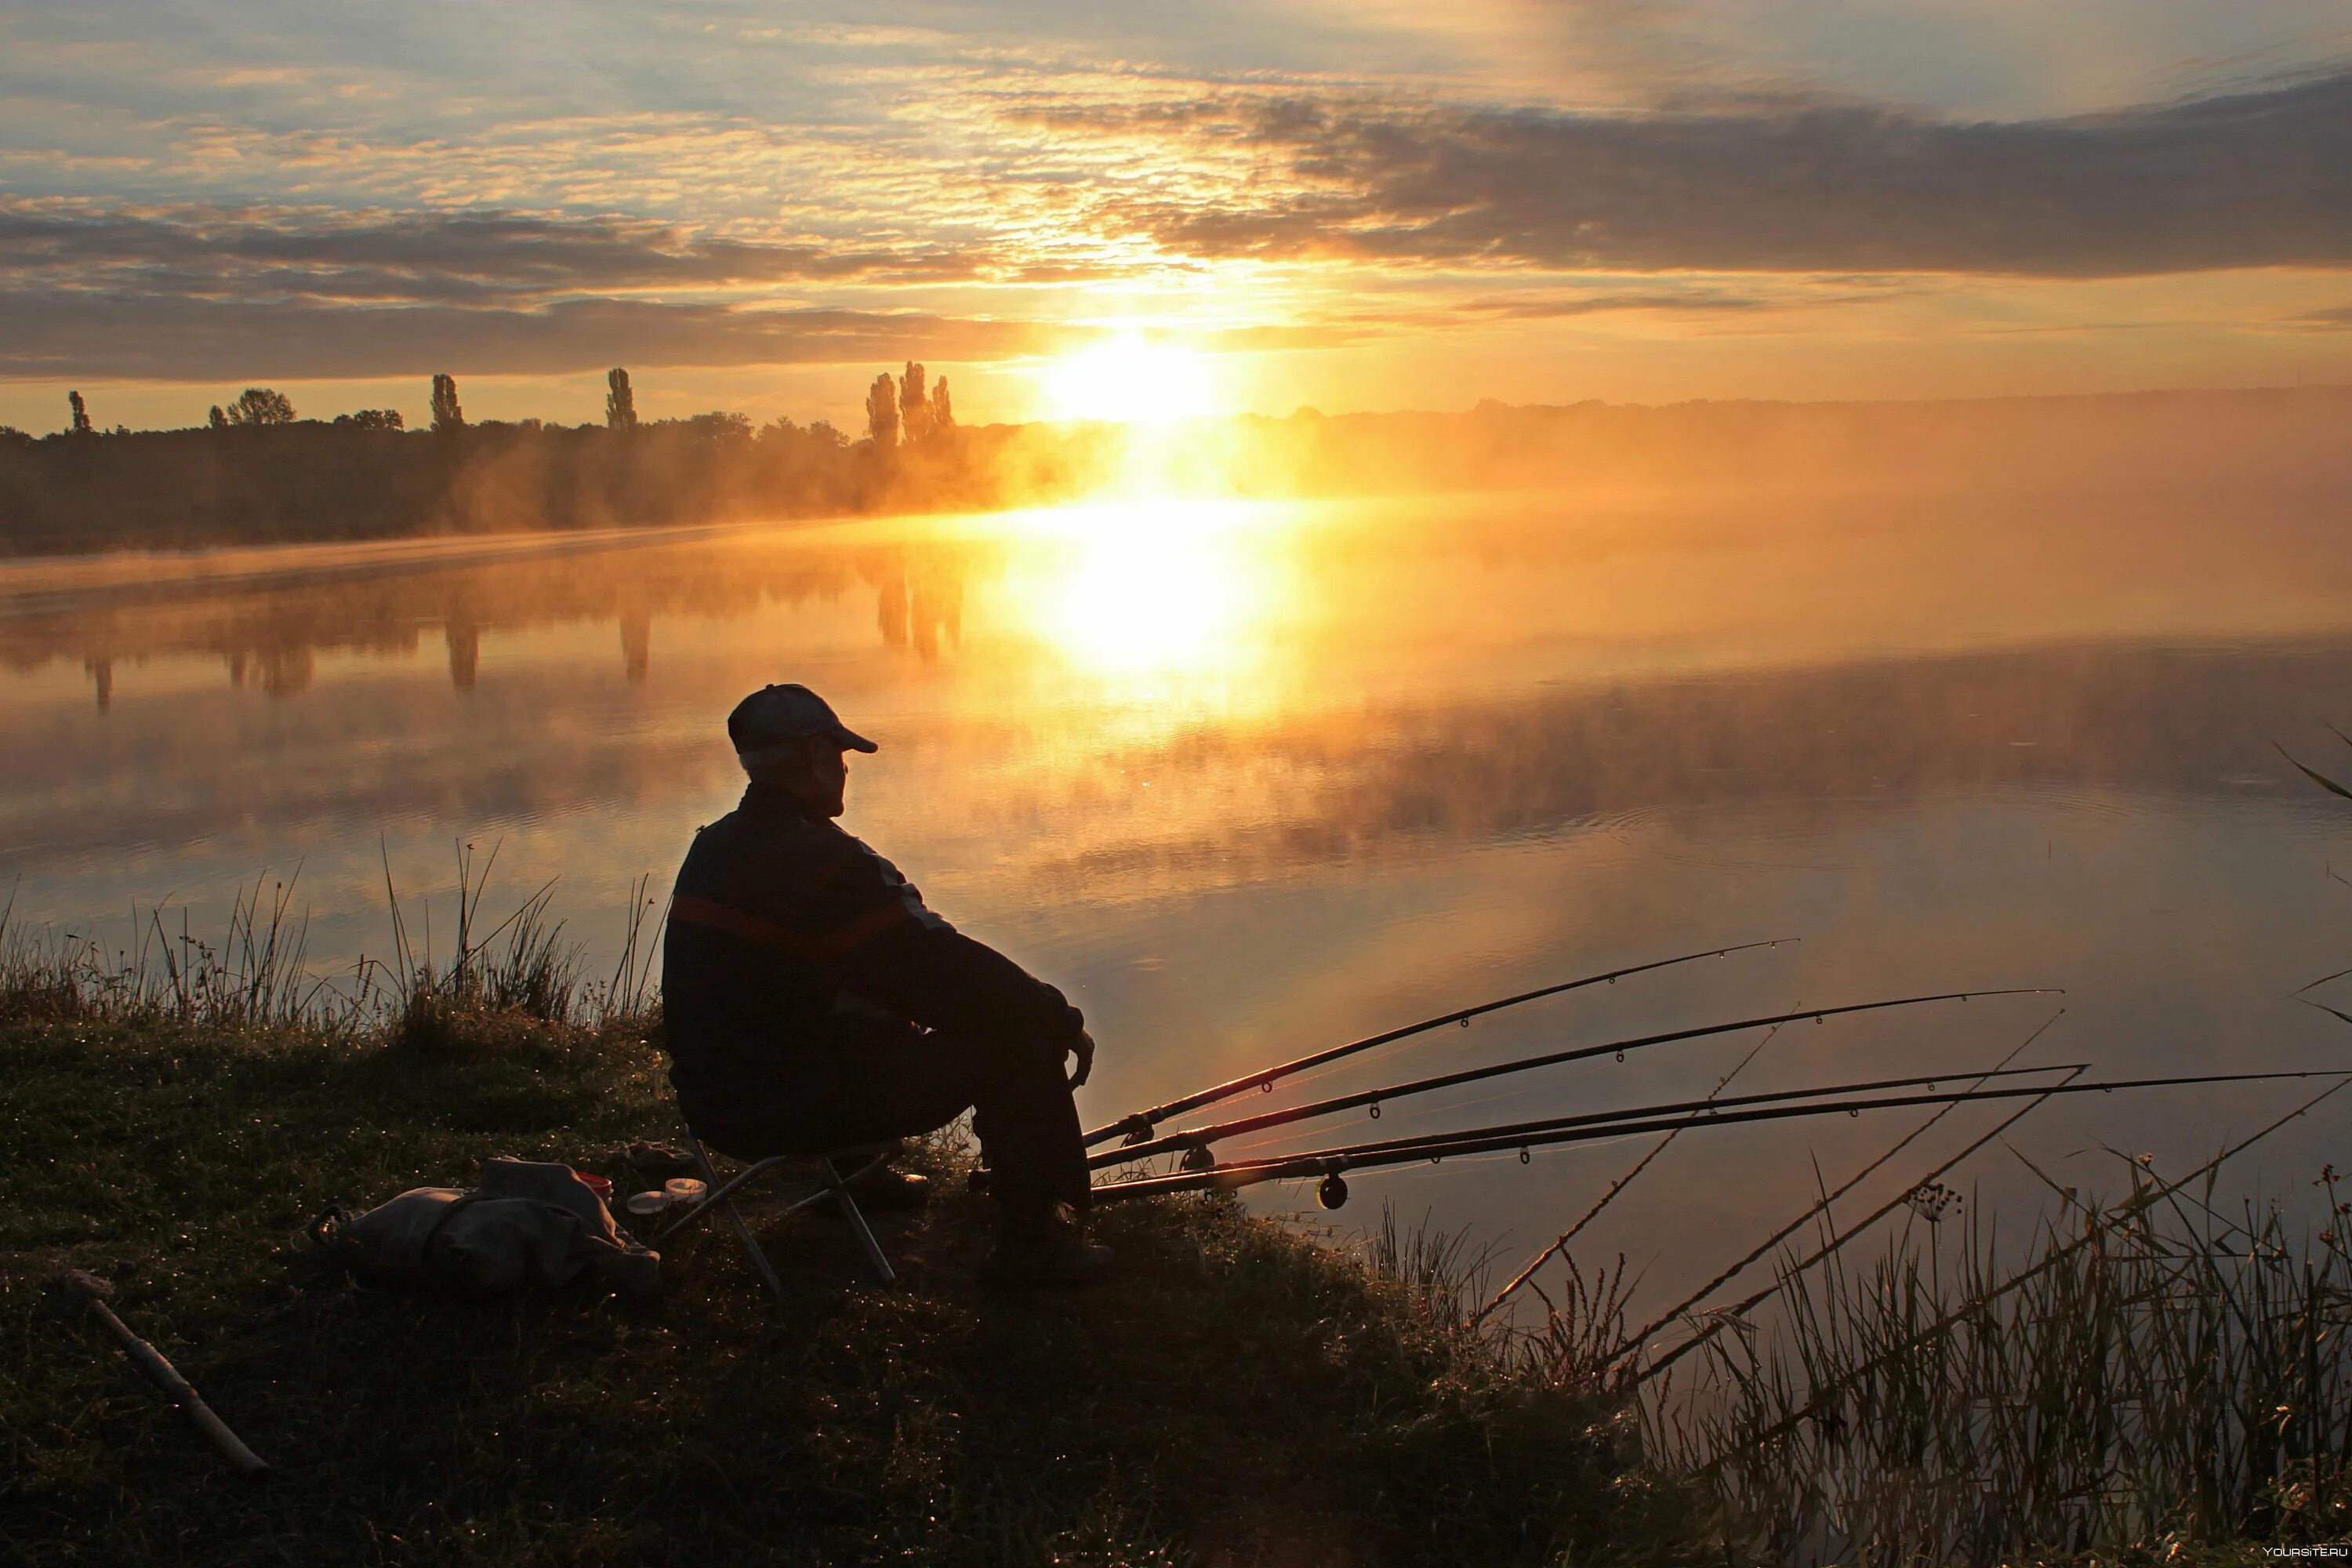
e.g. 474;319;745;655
0;1008;1697;1567
9;880;2351;1565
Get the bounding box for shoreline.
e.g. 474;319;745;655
0;1009;1685;1566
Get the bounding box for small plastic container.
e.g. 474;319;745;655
578;1172;613;1201
624;1189;671;1219
662;1177;708;1206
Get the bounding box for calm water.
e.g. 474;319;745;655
7;488;2352;1312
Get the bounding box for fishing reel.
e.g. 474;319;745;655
1316;1172;1349;1210
1179;1143;1216;1173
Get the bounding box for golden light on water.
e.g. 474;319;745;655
1040;330;1216;425
992;499;1290;699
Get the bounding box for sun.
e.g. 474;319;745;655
1042;330;1216;425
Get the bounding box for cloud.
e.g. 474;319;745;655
1040;67;2352;277
1452;290;1774;320
5;54;2347;384
0;199;1014;300
0;290;1356;379
0;192;1380;379
0;294;1074;379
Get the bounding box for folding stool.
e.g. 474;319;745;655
652;1127;901;1295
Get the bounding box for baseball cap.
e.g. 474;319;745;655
727;683;878;765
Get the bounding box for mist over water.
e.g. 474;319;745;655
6;487;2351;1312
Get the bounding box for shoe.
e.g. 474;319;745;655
980;1207;1114;1288
611;1140;695;1178
845;1163;931;1211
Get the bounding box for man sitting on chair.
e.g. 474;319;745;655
662;682;1111;1286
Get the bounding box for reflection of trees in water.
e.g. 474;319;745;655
223;646;321;696
872;556;964;662
619;608;650;685
446;621;479;691
3;534;993;703
19;636;2350;889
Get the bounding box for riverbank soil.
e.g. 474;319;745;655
0;1018;1700;1566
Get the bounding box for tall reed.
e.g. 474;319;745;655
1637;1160;2352;1563
0;848;665;1047
0;871;357;1034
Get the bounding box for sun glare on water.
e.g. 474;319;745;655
999;499;1285;688
1042;332;1216;425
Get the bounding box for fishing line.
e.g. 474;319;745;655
1472;1015;1802;1323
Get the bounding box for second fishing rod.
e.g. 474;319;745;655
1156;1061;2082;1175
1092;1069;2347;1206
1083;937;1797;1148
1091;988;2060;1171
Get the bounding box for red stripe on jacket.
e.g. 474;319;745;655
670;894;913;960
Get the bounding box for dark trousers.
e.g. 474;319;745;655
698;1029;1087;1219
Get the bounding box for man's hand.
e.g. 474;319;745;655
1067;1029;1095;1088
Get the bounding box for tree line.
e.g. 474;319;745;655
11;361;956;448
5;376;2347;557
0;362;990;554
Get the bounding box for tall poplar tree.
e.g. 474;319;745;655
898;361;932;445
866;372;899;449
430;374;465;434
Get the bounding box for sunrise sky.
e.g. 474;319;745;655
2;2;2349;434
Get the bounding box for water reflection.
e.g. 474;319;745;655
7;492;2352;1305
1023;501;1272;677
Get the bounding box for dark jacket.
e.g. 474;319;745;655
661;782;1085;1136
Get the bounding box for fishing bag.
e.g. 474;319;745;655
311;1156;661;1298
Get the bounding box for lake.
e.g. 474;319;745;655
7;485;2351;1320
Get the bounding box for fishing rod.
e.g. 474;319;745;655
1627;1069;2085;1385
1475;1007;2067;1326
1691;1073;2352;1464
1156;1062;2082;1178
1091;1069;2338;1207
1091;989;2058;1171
1083;938;1797;1149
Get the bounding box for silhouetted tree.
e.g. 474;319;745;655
866;373;899;450
430;373;464;434
932;376;954;434
899;361;932;445
333;409;404;430
223;387;296;426
208;405;228;430
67;390;90;435
606;368;637;432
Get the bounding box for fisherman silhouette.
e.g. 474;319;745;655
662;683;1111;1286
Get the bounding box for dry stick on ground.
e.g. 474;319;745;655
61;1269;269;1481
1686;1072;2352;1464
1615;1008;2069;1375
1473;1020;1791;1326
1632;1063;2084;1387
